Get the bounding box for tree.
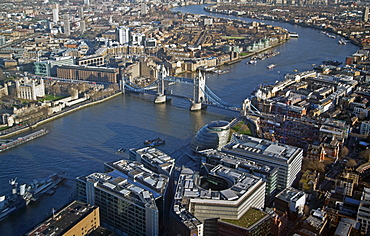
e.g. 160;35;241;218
346;159;357;168
360;149;370;162
225;27;238;35
302;158;325;173
339;146;349;159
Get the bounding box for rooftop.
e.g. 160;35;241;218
174;165;262;202
224;134;301;161
276;187;306;203
222;207;268;229
27;201;98;236
199;149;277;174
104;160;169;197
132;147;175;175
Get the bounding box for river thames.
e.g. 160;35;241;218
0;4;359;235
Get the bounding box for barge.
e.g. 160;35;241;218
0;128;49;153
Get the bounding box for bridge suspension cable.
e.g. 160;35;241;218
203;85;240;110
124;80;158;95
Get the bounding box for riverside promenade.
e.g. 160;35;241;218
0;91;123;139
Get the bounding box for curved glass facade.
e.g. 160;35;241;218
191;120;230;152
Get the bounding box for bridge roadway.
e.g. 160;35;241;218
125;78;242;112
40;75;245;112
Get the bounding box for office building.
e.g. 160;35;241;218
357;187;370;235
145;38;157;48
334;218;358;236
27;201;101;236
360;121;370;136
222;134;303;190
52;3;59;23
364;7;369;22
52;8;59;23
131;32;145;46
78;6;84;19
191;120;231;152
199;149;278;205
141;3;148;15
64;15;70;36
80;20;86;33
77;160;170;236
57;65;119;83
274;187;306;216
170;165;265;235
217;208;272;236
0;36;6;46
116;26;130;45
34;57;75;76
336;170;359;197
299;209;328;235
129;147;175;177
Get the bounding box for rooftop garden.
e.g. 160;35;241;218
222;208;267;228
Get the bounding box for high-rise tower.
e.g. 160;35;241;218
52;4;59;23
78;6;84;19
64;14;70;36
364;7;369;22
116;26;130;45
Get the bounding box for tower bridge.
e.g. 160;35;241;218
39;67;260;115
123;66;261;115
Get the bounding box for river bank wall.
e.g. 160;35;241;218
0;92;123;139
203;6;362;48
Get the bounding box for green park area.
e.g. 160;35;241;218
221;36;246;39
222;208;267;228
231;121;252;136
39;95;66;102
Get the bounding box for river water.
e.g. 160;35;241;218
0;4;359;236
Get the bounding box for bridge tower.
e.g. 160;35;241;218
240;98;261;116
191;70;206;111
120;78;126;94
154;66;168;104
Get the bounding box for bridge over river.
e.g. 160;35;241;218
122;66;261;114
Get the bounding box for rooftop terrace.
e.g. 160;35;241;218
222;207;268;229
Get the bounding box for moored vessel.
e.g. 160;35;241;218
0;128;49;153
144;138;165;147
267;64;276;69
289;32;299;38
0;179;32;222
28;173;65;201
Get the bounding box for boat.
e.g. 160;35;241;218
28;173;65;201
115;148;126;154
0;194;26;222
267;64;276;69
144;138;165;147
213;69;229;75
247;60;257;65
0;179;31;222
265;51;280;58
0;173;65;222
199;66;216;72
0;128;49;153
323;60;342;66
289;32;299;38
338;38;347;45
